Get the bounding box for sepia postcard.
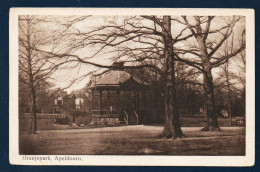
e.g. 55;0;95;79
9;8;255;166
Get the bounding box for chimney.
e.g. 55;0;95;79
112;62;124;70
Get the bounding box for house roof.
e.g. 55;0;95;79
74;93;87;99
90;70;145;88
65;94;75;99
49;90;67;98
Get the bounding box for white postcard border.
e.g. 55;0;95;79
9;8;255;166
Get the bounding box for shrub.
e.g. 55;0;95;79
55;116;71;125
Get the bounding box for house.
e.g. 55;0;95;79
72;91;91;112
19;88;91;115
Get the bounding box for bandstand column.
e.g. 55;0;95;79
136;90;139;110
134;90;137;109
116;89;121;113
99;90;102;115
92;90;94;111
143;88;146;119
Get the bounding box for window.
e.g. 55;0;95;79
57;100;63;106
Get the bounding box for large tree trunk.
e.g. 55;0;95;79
160;76;183;138
196;36;220;132
201;69;220;131
160;16;183;138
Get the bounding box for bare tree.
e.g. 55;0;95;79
175;62;202;117
19;15;68;133
218;34;236;125
221;60;233;125
233;46;246;97
173;16;245;131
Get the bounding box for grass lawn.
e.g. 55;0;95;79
19;125;245;155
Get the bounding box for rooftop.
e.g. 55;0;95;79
90;70;144;88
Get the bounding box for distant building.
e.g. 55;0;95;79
73;91;90;112
19;89;91;114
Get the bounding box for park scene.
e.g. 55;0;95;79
18;15;246;155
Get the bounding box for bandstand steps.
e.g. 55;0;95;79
125;109;138;125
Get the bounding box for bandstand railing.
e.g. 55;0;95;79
92;110;120;117
134;110;139;125
123;110;128;125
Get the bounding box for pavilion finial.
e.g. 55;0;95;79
112;61;124;70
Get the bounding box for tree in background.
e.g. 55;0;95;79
215;40;246;120
175;61;203;117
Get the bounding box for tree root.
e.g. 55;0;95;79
160;128;184;139
201;125;221;132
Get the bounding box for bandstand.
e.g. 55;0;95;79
89;62;146;125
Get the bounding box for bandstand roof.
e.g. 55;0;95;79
90;70;145;88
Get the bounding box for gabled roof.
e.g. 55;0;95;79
49;89;67;98
97;70;130;85
64;94;76;99
90;70;144;88
74;93;87;99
